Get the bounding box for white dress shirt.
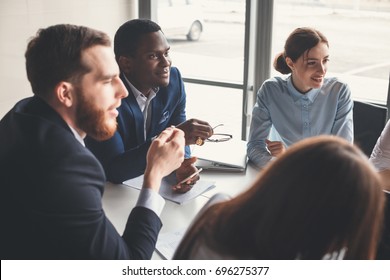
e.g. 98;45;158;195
370;120;390;171
123;75;158;140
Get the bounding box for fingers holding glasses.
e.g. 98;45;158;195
194;125;214;146
194;124;233;145
195;136;205;146
177;119;213;145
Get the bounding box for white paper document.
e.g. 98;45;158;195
155;227;186;260
123;173;215;205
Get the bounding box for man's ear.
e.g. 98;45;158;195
54;81;74;108
285;57;295;72
118;56;132;74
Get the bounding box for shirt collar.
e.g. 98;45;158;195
67;125;85;147
122;74;159;99
287;75;320;103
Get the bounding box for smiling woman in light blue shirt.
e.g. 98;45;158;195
247;27;353;168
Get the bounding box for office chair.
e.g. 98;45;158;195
376;191;390;259
353;100;388;157
387;72;390;121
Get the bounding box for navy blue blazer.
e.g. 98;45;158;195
86;67;190;183
0;96;162;259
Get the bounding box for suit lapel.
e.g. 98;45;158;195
121;73;145;142
149;96;163;137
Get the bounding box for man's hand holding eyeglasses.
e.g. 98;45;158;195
176;119;213;145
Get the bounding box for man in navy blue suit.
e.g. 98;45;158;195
0;24;185;259
86;19;213;193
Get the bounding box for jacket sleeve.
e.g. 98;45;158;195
86;132;150;183
166;67;191;158
43;146;162;259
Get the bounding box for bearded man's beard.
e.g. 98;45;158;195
75;89;117;141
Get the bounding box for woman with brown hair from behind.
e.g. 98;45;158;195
174;136;385;260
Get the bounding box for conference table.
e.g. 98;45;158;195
102;162;260;259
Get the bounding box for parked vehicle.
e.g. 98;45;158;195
157;0;205;41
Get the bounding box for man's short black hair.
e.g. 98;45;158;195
114;19;162;61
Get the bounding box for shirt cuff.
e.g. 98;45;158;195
136;188;165;216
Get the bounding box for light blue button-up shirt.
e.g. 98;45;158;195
247;75;353;168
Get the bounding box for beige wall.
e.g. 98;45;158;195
0;0;137;118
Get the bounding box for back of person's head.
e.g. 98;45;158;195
175;136;385;259
274;27;329;74
25;24;111;99
114;19;162;61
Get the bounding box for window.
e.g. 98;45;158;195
155;0;247;140
141;0;390;139
272;0;390;105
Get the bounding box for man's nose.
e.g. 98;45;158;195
116;77;128;99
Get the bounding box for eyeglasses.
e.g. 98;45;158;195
206;124;232;143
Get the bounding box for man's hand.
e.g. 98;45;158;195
265;139;286;157
143;127;185;192
176;119;213;145
173;157;199;193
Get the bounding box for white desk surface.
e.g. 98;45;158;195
102;162;260;259
197;162;261;198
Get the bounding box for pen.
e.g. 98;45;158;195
176;168;203;186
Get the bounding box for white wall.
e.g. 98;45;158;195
0;0;137;118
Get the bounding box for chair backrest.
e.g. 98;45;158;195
376;191;390;259
353;100;388;157
387;72;390;121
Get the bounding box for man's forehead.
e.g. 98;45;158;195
81;45;118;77
137;31;169;52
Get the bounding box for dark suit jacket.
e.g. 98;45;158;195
0;96;162;259
86;67;190;183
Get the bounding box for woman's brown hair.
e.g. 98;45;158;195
274;27;329;74
174;136;385;259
